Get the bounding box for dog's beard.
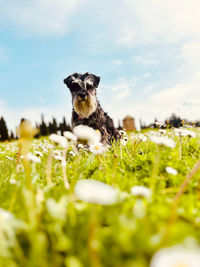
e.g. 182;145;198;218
73;93;97;118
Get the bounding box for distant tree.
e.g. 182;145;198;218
52;118;58;133
40;115;48;136
10;131;15;140
0;117;9;141
169;113;182;128
59;117;71;135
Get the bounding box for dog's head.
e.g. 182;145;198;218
64;72;100;118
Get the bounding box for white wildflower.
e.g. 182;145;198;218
0;208;14;220
10;179;17;185
77;143;85;149
53;155;63;161
73;125;101;145
166;167;178;175
174;128;196;138
27;152;41;163
74;179;119;205
61;160;67;167
159;129;167;134
5;156;14;161
119;130;127;136
63;131;77;142
150;245;200;267
133;134;148;142
150;136;176;148
49;134;68;148
120;139;127;146
69;151;76;157
131;185;151;198
34;150;43;157
89;142;105;154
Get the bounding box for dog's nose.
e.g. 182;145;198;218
79;92;87;99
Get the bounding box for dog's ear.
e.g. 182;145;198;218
63;75;73;88
63;73;79;88
91;74;100;87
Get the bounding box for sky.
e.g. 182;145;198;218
0;0;200;131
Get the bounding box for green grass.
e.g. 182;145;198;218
1;128;200;267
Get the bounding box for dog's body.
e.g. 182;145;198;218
64;72;121;144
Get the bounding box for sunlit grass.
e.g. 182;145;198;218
0;127;200;266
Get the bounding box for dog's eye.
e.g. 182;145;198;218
86;83;93;90
71;83;79;90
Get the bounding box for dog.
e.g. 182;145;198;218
64;72;121;144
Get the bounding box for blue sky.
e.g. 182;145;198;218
0;0;200;131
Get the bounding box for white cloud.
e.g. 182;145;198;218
135;54;158;66
115;89;130;102
0;101;71;132
182;42;200;72
108;73;200;128
115;0;200;46
0;0;87;36
112;60;123;65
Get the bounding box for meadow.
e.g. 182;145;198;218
0;125;200;267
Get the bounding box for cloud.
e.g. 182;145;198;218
114;0;200;46
181;42;200;72
135;54;158;67
0;101;71;132
115;89;131;102
112;60;123;65
108;72;200;128
0;0;87;36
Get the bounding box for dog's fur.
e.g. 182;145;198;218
64;72;121;144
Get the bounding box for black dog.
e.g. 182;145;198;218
64;72;121;144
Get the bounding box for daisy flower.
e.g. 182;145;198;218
150;245;200;267
150;136;176;148
49;134;68;148
166;167;178;175
27;152;41;163
89;142;105;154
63;131;77;142
131;185;151;198
74;179;119;205
73;125;101;145
174;128;196;138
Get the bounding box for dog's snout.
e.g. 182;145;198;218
79;92;87;99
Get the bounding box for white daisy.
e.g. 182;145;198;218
53;155;63;161
49;134;68;148
131;185;151;198
89;142;105;154
73;125;101;145
63;131;77;142
10;179;17;184
150;136;176;148
150;245;200;267
119;130;127;136
69;151;76;157
34;150;43;157
166;167;178;175
27;152;41;163
5;156;14;161
0;208;14;220
174;128;196;138
74;179;119;205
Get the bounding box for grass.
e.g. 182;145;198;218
0;128;200;267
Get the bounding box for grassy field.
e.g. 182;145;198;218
1;127;200;267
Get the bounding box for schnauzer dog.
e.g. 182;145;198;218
64;72;121;144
